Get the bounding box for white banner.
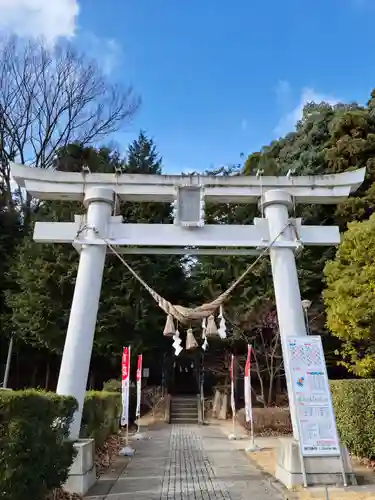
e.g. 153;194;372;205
230;354;235;415
244;345;253;423
121;346;130;426
136;354;142;418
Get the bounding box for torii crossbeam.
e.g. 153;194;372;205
10;163;365;443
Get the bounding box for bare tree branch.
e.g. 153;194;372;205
0;35;140;217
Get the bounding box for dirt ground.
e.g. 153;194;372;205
248;448;375;500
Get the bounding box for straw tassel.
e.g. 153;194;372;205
186;328;198;350
163;314;175;337
206;314;219;337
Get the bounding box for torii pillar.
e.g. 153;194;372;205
56;188;114;440
262;190;307;437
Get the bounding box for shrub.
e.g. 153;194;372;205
330;379;375;459
102;379;121;392
0;389;77;500
80;391;122;447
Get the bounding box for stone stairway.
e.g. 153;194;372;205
170;395;198;424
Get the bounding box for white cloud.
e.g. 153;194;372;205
0;0;79;45
103;39;122;75
275;80;292;107
0;1;123;75
82;34;123;75
241;118;248;131
274;84;340;137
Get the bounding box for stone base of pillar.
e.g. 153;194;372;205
275;437;357;489
64;439;96;495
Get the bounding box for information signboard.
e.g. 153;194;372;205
286;336;340;457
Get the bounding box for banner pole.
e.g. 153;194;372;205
119;346;134;456
126;345;131;447
250;410;255;447
125;417;129;447
245;345;260;452
228;354;237;440
134;354;146;440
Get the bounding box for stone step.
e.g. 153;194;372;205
170;396;198;424
172;401;197;410
172;401;197;406
172;407;197;410
171;417;198;424
171;407;197;412
172;400;197;404
172;408;197;413
172;414;197;418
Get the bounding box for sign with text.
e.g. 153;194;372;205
286;336;340;457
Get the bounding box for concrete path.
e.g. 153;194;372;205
86;424;283;500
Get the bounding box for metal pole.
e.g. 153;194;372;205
200;352;205;423
304;309;311;335
2;334;14;388
301;300;312;335
298;443;308;488
250;410;255;447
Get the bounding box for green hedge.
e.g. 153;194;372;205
0;389;123;500
0;389;77;500
330;379;375;459
80;391;122;447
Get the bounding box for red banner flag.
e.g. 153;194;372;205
136;354;142;418
121;347;130;426
244;345;253;424
230;354;235;415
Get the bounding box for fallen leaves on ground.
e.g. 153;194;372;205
95;431;126;478
353;456;375;471
45;489;81;500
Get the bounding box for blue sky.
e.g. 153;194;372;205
2;0;375;173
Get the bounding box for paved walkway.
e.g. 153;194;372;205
86;424;283;500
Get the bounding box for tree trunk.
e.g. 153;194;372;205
267;373;275;406
45;362;50;390
31;365;37;388
89;371;95;390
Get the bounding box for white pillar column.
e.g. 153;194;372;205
262;189;307;439
57;187;113;440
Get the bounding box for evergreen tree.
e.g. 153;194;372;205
324;214;375;377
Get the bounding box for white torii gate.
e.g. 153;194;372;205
11;163;365;444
